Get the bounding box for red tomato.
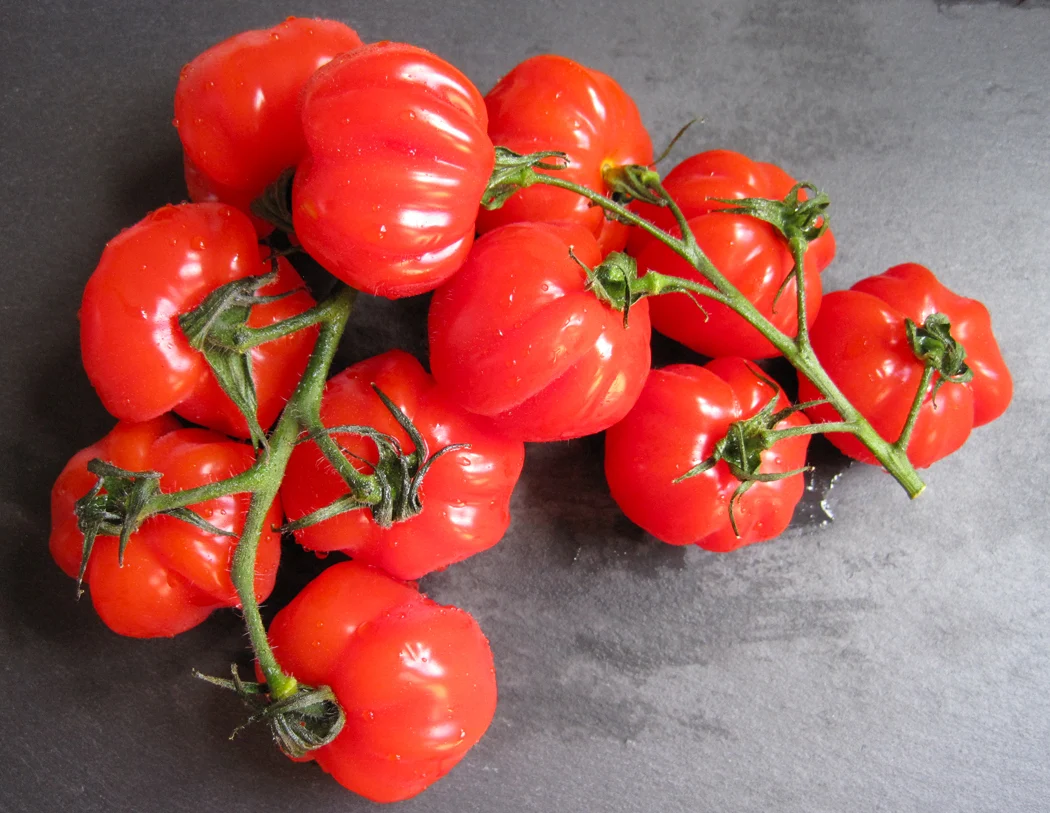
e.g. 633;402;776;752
292;42;494;298
477;54;653;255
627;149;837;269
605;358;811;551
281;350;525;580
628;150;837;359
50;418;281;638
266;561;497;803
175;17;363;229
798;263;1012;468
428;222;652;442
80;202;317;438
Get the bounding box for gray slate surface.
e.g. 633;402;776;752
2;1;1048;811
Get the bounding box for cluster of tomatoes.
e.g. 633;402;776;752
50;16;1012;804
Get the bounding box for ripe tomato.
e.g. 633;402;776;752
80;202;317;438
428;221;652;442
281;350;525;580
629;150;837;359
605;358;811;551
174;17;363;230
266;561;497;803
627;150;837;264
798;263;1012;468
477;54;653;255
293;42;494;298
50;417;281;638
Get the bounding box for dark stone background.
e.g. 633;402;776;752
2;1;1047;811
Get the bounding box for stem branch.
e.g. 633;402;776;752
894;364;936;452
525;170;926;498
226;285;357;697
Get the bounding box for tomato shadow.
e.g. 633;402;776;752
0;339;113;647
511;433;689;578
112;144;190;225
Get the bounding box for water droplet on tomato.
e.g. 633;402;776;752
400;110;416;122
314;551;329;559
270;32;280;40
171;117;180;128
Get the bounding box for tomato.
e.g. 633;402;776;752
175;17;363;230
266;561;497;803
292;42;494;298
281;351;525;580
629;150;837;358
627;150;836;263
80;202;317;438
477;54;653;255
50;417;281;638
428;221;652;442
798;263;1012;468
605;358;811;551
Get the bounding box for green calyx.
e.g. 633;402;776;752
674;378;812;537
178;268;304;448
716;182;830;246
482;147;569;210
283;385;467;533
905;313;973;402
602;163;666;209
572;249;716;328
716;182;831;311
193;666;344;759
73;459;234;597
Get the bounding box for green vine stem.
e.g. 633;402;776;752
894;364;936;453
143;285;357;699
227;283;356;698
488;151;927;498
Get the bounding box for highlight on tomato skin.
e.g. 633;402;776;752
265;561;498;803
49;417;282;638
428;221;652;442
605;358;811;552
798;262;1013;469
292;41;495;299
79;202;318;439
174;17;365;230
627;150;836;359
477;53;653;255
280;350;525;581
